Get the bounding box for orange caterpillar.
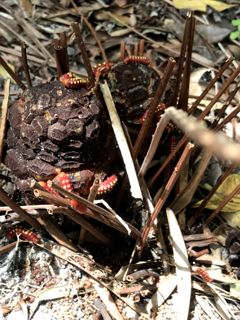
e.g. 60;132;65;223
195;267;212;283
92;61;113;78
6;226;40;243
97;175;118;195
124;56;150;65
40;172;87;213
59;72;90;89
140;103;166;124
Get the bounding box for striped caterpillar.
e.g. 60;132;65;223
195;267;212;283
97;175;118;195
92;61;113;78
124;56;151;65
59;72;90;89
6;226;40;243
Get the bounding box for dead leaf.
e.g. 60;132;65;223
19;0;33;16
196;23;232;43
173;0;235;12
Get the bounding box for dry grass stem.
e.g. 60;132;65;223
0;188;43;230
0;55;26;89
171;149;212;213
165;107;240;163
206;182;240;224
52;207;111;244
70;0;108;62
71;22;95;85
140;143;194;251
166;208;191;320
188;164;236;227
21;42;32;87
36;216;77;251
51;183;141;238
100;81;143;200
0;79;10;162
133;57;176;159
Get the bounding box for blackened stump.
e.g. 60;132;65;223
4;81;106;180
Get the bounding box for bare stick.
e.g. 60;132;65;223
139;143;194;253
21;42;32;87
188;164;235;227
70;0;108;61
134;42;139;56
206;183;240;224
188;58;233;115
0;188;43;230
51;183;141;238
170;149;212;213
0;79;10;162
166;208;191;320
139;112;171;176
71;22;95;85
148;135;187;188
170;13;192;107
0;55;26;89
120;41;126;60
0;204;57;212
139;39;145;56
178;13;195;111
49;207;110;244
132;57;176;159
54;34;69;77
100;81;143;200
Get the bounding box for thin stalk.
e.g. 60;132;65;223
139;143;194;253
148;135;187;188
70;0;107;61
198;65;240;121
187;58;233;115
54;33;69;76
170;12;192;107
148;64;240;188
139;39;145;56
21;42;32;87
0;55;26;89
188;164;235;227
0;79;10;162
51;183;141;239
216;103;240;131
132;57;176;160
0;188;43;230
71;22;95;86
50;207;110;244
212;86;240;128
170;149;213;213
120;41;126;60
178;13;195;111
206;182;240;224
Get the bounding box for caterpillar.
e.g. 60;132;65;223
6;226;40;243
124;56;151;65
52;172;73;192
195;267;212;283
59;72;90;89
140;103;166;124
97;175;118;195
92;61;113;78
38;181;58;196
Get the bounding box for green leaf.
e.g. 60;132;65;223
230;30;240;41
194;174;240;213
231;19;240;27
